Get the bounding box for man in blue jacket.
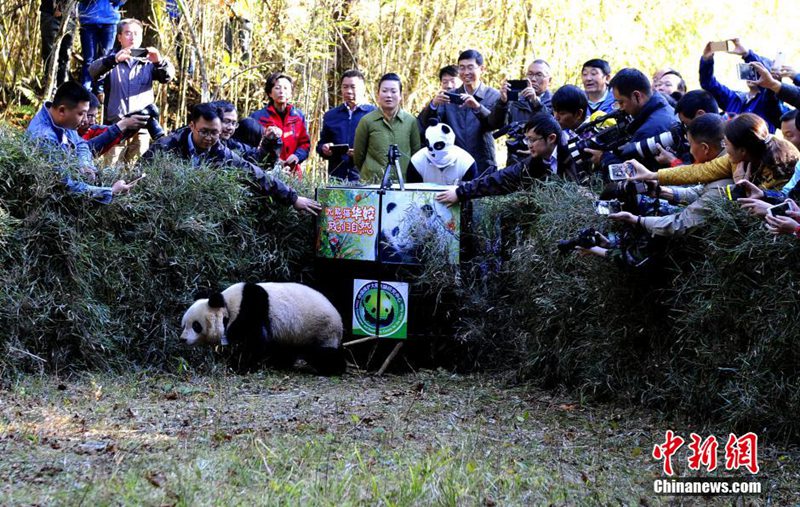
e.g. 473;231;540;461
587;67;675;169
699;38;784;133
26;82;137;203
316;69;376;181
78;0;126;98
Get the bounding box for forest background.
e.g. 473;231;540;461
1;0;799;176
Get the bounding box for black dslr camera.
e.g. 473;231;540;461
124;103;166;140
493;121;528;161
567;110;633;164
557;227;600;254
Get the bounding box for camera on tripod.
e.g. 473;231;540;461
380;144;404;191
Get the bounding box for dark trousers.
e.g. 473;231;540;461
40;11;75;87
224;17;253;64
79;23;115;94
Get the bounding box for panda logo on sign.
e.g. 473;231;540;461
408;120;477;185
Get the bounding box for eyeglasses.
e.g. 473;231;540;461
525;136;544;147
526;72;549;80
221;120;238;127
197;129;221;138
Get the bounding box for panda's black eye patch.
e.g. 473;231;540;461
192;321;202;334
433;141;445;150
392;226;400;237
386;202;396;213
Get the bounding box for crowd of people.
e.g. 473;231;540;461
27;9;800;259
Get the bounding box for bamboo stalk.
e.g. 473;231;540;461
41;0;79;103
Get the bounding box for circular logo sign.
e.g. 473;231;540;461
354;282;406;337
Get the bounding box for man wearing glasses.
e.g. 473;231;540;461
418;49;501;176
435;113;577;205
489;59;554;166
143;103;321;214
209;100;278;166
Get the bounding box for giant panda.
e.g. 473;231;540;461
180;282;345;375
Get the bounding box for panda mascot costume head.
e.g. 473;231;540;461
409;120;476;185
180;282;345;375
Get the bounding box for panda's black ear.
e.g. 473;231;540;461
426;118;440;128
442;125;451;135
208;293;226;309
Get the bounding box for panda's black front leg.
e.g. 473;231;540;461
263;344;298;371
300;345;347;376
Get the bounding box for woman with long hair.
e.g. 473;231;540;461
631;112;798;189
604;113;800;237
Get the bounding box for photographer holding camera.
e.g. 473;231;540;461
27;82;141;203
435;113;577;206
417;49;501;176
699;38;783;132
78;91;149;156
618;113;798;236
747;60;800;111
89;18;175;166
585;68;675;170
488;59;553;166
649;90;720;167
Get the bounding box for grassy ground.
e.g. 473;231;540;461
1;369;797;506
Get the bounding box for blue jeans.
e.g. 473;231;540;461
80;23;116;94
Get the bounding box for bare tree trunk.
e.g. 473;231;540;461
330;0;358;107
41;0;79;103
176;0;209;102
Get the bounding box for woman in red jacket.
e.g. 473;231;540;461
249;72;310;178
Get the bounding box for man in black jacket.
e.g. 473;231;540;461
435;113;577;205
488;59;554;166
142;103;320;214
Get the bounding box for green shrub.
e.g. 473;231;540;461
449;181;800;441
0;128;315;375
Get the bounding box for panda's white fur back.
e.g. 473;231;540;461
222;282;342;348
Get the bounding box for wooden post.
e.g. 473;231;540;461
377;342;403;375
342;335;378;347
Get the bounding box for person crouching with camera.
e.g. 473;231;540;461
89;17;175;166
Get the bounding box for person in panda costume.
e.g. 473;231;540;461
180;282;346;375
407;120;477;185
